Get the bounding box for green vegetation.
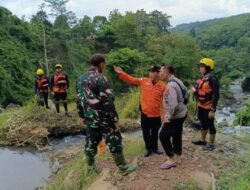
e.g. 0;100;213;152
0;100;37;145
236;102;250;126
47;155;98;190
0;2;175;107
216;136;250;190
115;88;140;120
173;13;250;94
1;1;249;108
47;137;144;190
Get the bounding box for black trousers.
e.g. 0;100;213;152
141;113;161;152
198;107;216;135
39;92;49;107
54;92;68;113
159;117;186;157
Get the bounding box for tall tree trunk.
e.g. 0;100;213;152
39;3;49;76
41;21;49;76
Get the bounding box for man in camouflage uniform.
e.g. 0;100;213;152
76;53;137;174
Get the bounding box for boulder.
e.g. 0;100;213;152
6;103;20;110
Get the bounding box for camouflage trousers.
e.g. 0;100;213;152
84;124;123;157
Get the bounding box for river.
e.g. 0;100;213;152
0;78;249;190
0;147;50;190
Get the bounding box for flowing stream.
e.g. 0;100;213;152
0;78;249;190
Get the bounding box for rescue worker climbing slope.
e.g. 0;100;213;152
192;58;220;151
76;53;137;174
34;68;50;109
114;65;165;157
51;64;70;116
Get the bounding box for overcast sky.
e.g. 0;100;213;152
1;0;250;26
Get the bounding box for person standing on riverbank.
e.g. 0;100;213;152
114;65;165;157
76;53;137;174
159;65;187;169
34;68;50;109
51;64;70;116
192;58;220;151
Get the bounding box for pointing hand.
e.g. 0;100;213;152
114;66;123;74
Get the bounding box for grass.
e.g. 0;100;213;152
216;136;250;190
186;95;197;124
0;111;13;145
0;99;39;145
173;181;203;190
47;155;98;190
46;137;144;190
115;88;140;120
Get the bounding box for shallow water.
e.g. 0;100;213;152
51;134;85;150
0;147;51;190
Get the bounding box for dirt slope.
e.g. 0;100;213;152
52;129;244;190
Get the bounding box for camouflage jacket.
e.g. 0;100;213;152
76;67;119;128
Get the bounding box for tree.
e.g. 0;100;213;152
135;9;149;37
45;0;77;27
93;16;107;31
189;27;196;37
44;0;69;16
32;3;50;76
112;12;140;48
148;10;171;33
162;34;200;83
106;48;152;92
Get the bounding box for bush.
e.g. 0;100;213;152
115;88;140;120
106;48;152;92
236;102;250;125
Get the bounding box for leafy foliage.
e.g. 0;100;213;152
0;2;249;108
236;102;250;126
106;48;152;91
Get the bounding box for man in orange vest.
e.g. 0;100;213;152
35;68;50;109
51;64;70;116
192;58;220;151
114;65;165;157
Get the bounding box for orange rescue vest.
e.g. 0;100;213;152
53;73;67;93
196;76;214;109
37;75;49;93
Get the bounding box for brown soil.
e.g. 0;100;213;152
51;129;244;190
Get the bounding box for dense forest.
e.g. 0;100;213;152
0;0;249;108
173;14;250;86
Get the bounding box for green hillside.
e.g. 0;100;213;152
0;1;249;108
0;4;199;107
172;13;250;88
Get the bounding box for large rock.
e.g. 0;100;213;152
221;127;236;135
5;103;20;110
217;119;229;128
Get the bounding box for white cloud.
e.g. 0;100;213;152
0;0;250;25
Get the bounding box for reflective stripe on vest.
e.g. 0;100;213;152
37;76;49;92
197;76;213;105
53;73;67;93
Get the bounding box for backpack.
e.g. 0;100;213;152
170;79;190;105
